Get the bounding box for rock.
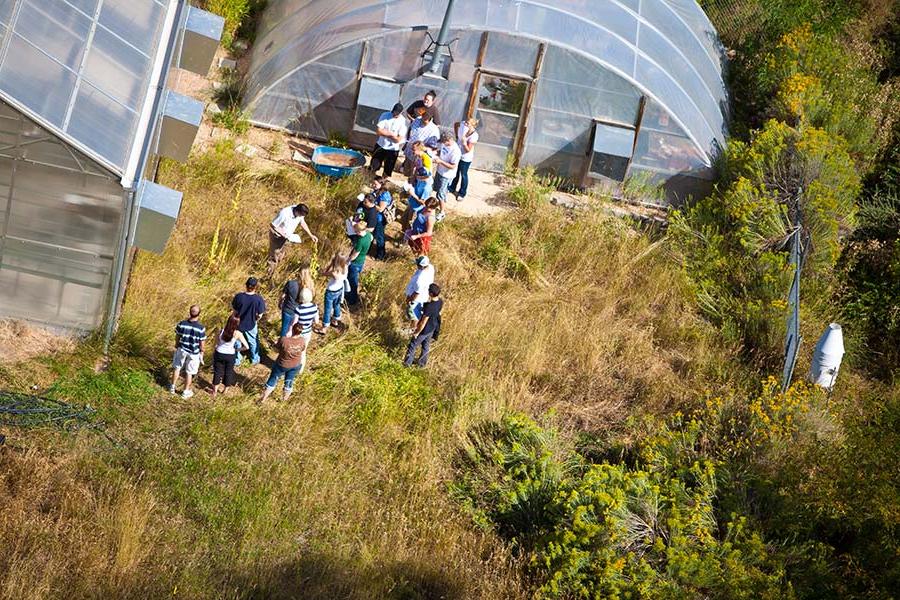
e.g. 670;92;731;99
206;103;223;115
211;81;223;90
218;57;237;70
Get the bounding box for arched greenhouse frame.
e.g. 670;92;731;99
245;0;729;202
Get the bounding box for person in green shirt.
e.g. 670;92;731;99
346;220;372;305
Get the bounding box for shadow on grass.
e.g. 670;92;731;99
224;553;466;600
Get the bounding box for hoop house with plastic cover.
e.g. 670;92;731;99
244;0;729;203
0;1;222;338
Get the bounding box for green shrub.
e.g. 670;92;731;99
210;106;250;135
450;414;569;547
756;25;898;169
452;414;793;599
670;120;860;360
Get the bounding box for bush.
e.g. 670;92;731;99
670;120;860;360
452;413;793;599
756;26;899;169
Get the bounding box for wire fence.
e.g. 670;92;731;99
699;0;768;45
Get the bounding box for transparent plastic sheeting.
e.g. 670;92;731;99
0;100;123;330
0;0;170;173
246;0;727;160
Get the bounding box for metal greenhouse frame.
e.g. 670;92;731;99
0;0;222;340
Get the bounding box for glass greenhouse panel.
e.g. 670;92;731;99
0;0;172;172
631;127;708;174
590;122;635;181
98;0;166;56
525;108;592;156
84;26;153;109
0;155;122;329
478;77;527;115
637;24;724;132
0;35;77;127
67;82;136;166
15;1;90;73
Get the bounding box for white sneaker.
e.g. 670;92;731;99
182;389;195;399
168;384;176;394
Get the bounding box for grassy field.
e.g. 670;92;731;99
0;140;747;598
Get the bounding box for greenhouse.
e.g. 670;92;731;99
0;1;221;335
244;0;729;201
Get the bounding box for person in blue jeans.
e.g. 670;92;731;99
259;322;307;403
371;177;393;260
277;268;315;337
232;277;266;366
450;117;478;200
346;221;373;306
404;283;443;368
320;252;349;333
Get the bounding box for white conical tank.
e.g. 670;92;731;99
809;323;844;391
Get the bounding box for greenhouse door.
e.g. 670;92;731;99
470;72;529;172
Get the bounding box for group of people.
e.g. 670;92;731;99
370;90;479;210
169;119;455;400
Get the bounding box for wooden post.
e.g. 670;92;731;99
623;95;647;182
466;32;490;119
513;42;546;169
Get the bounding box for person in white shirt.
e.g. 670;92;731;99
404;255;436;321
433;130;462;215
268;203;319;276
403;110;440;178
450;118;479;201
370;102;407;177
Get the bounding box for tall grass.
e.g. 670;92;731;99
0;140;747;598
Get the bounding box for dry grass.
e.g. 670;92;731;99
0;141;746;598
0;320;76;365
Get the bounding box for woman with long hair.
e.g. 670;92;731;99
211;314;247;399
278;266;317;337
450;117;478;200
260;321;307;403
406;197;438;256
319;252;349;333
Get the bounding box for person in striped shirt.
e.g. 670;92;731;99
292;288;320;345
170;305;206;399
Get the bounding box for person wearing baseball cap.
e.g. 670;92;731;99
231;276;266;366
370;102;407;177
404;255;435;321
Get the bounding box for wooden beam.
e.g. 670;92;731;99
513;42;546;169
623;95;647;182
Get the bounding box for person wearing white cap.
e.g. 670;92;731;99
404;255;435;321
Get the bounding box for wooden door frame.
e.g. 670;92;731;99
581;96;646;188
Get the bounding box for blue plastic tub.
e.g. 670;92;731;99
311;146;366;178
